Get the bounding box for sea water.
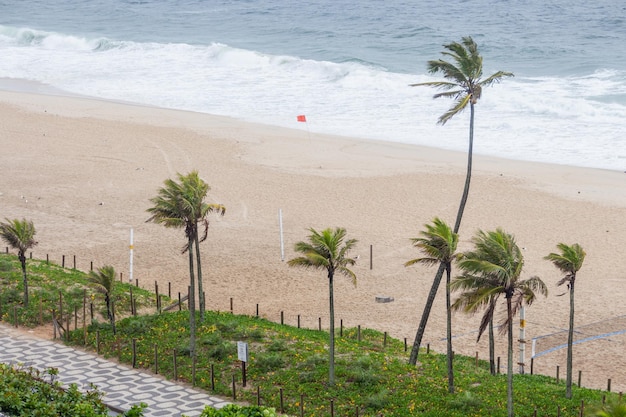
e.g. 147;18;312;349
0;0;625;171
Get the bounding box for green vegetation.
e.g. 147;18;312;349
0;253;161;329
195;404;281;417
0;252;621;417
0;363;147;416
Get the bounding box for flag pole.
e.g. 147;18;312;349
297;115;311;142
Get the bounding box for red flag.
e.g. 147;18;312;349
297;115;307;122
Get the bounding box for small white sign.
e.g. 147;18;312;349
237;341;249;362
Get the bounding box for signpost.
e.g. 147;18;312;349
237;341;249;387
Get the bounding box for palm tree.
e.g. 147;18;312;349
407;37;513;364
451;228;547;417
89;265;117;334
405;217;458;393
545;243;586;399
287;227;357;386
0;218;37;307
147;172;201;358
182;171;225;319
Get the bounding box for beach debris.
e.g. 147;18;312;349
375;296;394;303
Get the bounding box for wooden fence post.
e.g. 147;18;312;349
192;355;197;386
173;350;178;381
279;388;284;413
579;400;584;417
556;365;560;383
132;339;137;368
232;374;236;400
154;344;158;374
300;394;305;417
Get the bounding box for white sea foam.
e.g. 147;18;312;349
0;24;625;171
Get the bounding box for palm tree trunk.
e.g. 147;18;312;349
409;262;446;365
453;102;474;234
566;280;575;399
409;104;474;365
19;251;28;308
328;270;335;386
194;232;205;320
445;262;454;394
111;298;116;335
489;317;496;375
506;296;514;417
188;239;196;359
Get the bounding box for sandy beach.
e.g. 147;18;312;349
1;89;625;392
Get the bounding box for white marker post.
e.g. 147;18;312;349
279;209;285;261
129;228;134;283
519;306;525;374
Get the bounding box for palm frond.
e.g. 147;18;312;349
412;36;512;125
288;227;357;284
0;218;38;254
438;93;471;125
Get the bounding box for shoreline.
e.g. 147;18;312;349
1;89;625;391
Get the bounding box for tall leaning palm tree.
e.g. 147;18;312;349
0;218;37;307
407;36;513;364
451;228;547;417
287;227;357;386
89;265;117;334
545;243;586;399
405;217;458;393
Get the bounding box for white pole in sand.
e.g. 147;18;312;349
519;306;526;374
129;228;134;283
279;209;285;261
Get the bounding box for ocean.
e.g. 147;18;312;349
1;0;625;171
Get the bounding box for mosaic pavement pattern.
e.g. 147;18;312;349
0;324;231;416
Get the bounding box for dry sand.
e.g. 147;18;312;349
1;89;625;392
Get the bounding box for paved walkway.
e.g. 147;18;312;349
0;324;231;416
